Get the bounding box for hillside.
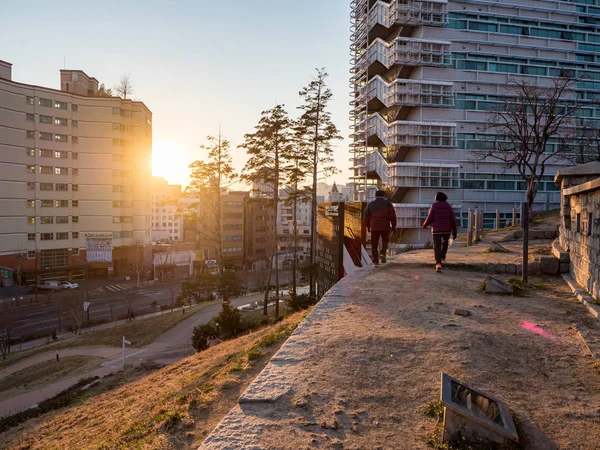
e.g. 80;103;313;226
1;310;310;450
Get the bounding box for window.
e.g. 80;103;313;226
113;138;121;146
39;166;53;174
56;183;68;191
39;132;53;140
72;104;78;112
72;216;79;223
72;184;78;191
72;168;79;176
72;136;78;144
54;151;67;159
26;96;34;105
54;117;67;126
27;250;36;259
39;149;53;157
72;200;79;207
112;123;120;130
26;165;35;173
41;199;53;207
27;216;36;224
56;216;69;224
121;231;132;238
40;115;53;124
40;183;53;191
54;101;67;110
56;232;68;240
54;167;68;175
26;148;35;156
589;213;594;236
72;232;79;238
40;233;54;241
54;134;68;142
26;130;35;139
72;152;78;159
121;109;131;117
28;233;36;241
112;107;120;115
39;98;52;107
576;213;582;233
40;216;54;224
27;199;35;207
72;120;78;128
55;200;68;207
27;182;35;190
26;113;34;121
72;248;80;255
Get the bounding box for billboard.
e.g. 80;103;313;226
85;233;113;263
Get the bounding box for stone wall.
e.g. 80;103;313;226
559;183;600;300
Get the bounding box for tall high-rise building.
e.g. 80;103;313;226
0;61;153;282
349;0;589;243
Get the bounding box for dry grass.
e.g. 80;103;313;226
1;309;310;450
0;304;209;371
0;356;105;402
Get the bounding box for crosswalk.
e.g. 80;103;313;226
102;284;129;293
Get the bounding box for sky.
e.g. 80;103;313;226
1;0;353;189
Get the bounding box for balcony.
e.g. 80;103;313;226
356;75;454;109
354;115;457;148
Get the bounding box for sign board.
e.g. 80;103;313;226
326;205;339;217
83;301;91;312
84;233;113;238
86;237;113;263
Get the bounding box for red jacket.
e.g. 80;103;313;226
422;201;457;235
365;197;397;231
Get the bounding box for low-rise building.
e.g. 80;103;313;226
151;177;183;242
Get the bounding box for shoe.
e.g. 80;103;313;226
381;255;387;264
441;259;446;266
373;262;379;267
436;263;442;273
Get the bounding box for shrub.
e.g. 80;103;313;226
215;302;246;338
191;322;219;350
285;293;317;312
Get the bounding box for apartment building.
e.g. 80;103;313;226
196;190;248;269
0;61;153;282
277;190;312;265
151;177;183;242
244;197;276;270
349;0;592;243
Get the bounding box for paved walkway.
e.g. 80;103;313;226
0;290;296;416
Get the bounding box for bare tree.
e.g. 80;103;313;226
482;77;581;211
66;291;86;335
132;240;148;288
114;74;134;99
574;118;600;164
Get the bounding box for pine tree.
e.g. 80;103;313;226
297;69;342;298
240;105;293;316
187;131;236;272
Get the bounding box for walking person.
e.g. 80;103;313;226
365;190;397;266
422;192;457;273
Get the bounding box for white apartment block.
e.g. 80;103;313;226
151;178;183;242
277;190;312;264
0;61;153;282
349;0;595;243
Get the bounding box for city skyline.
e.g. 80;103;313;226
0;0;353;188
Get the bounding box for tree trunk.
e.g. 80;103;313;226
292;191;298;298
274;142;280;317
263;241;274;316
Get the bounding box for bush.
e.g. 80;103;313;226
215;302;246;338
285;293;317;312
191;322;218;350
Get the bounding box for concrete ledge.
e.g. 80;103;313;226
563;274;600;319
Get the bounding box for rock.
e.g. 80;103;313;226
485;276;514;294
454;309;472;317
489;241;508;252
540;255;559;274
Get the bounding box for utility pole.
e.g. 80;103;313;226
122;336;131;371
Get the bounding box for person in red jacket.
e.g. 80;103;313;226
422;192;457;273
365;190;397;266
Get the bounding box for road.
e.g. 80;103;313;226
5;277;305;344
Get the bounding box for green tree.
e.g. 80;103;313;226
96;83;113;97
297;69;342;298
187;131;237;271
215;302;244;338
240;105;293;316
191;321;218;350
179;272;218;304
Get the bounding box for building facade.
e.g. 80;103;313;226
349;0;593;243
0;61;153;282
151;177;183;242
245;197;275;269
277;190;312;266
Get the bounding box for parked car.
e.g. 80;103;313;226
61;282;79;289
37;281;62;290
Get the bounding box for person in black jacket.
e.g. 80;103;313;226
365;190;397;266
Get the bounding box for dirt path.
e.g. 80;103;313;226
208;266;600;449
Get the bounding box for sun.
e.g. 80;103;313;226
152;140;189;185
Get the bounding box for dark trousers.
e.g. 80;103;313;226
371;230;389;264
433;233;451;264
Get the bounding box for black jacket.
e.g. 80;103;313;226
365;197;397;231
